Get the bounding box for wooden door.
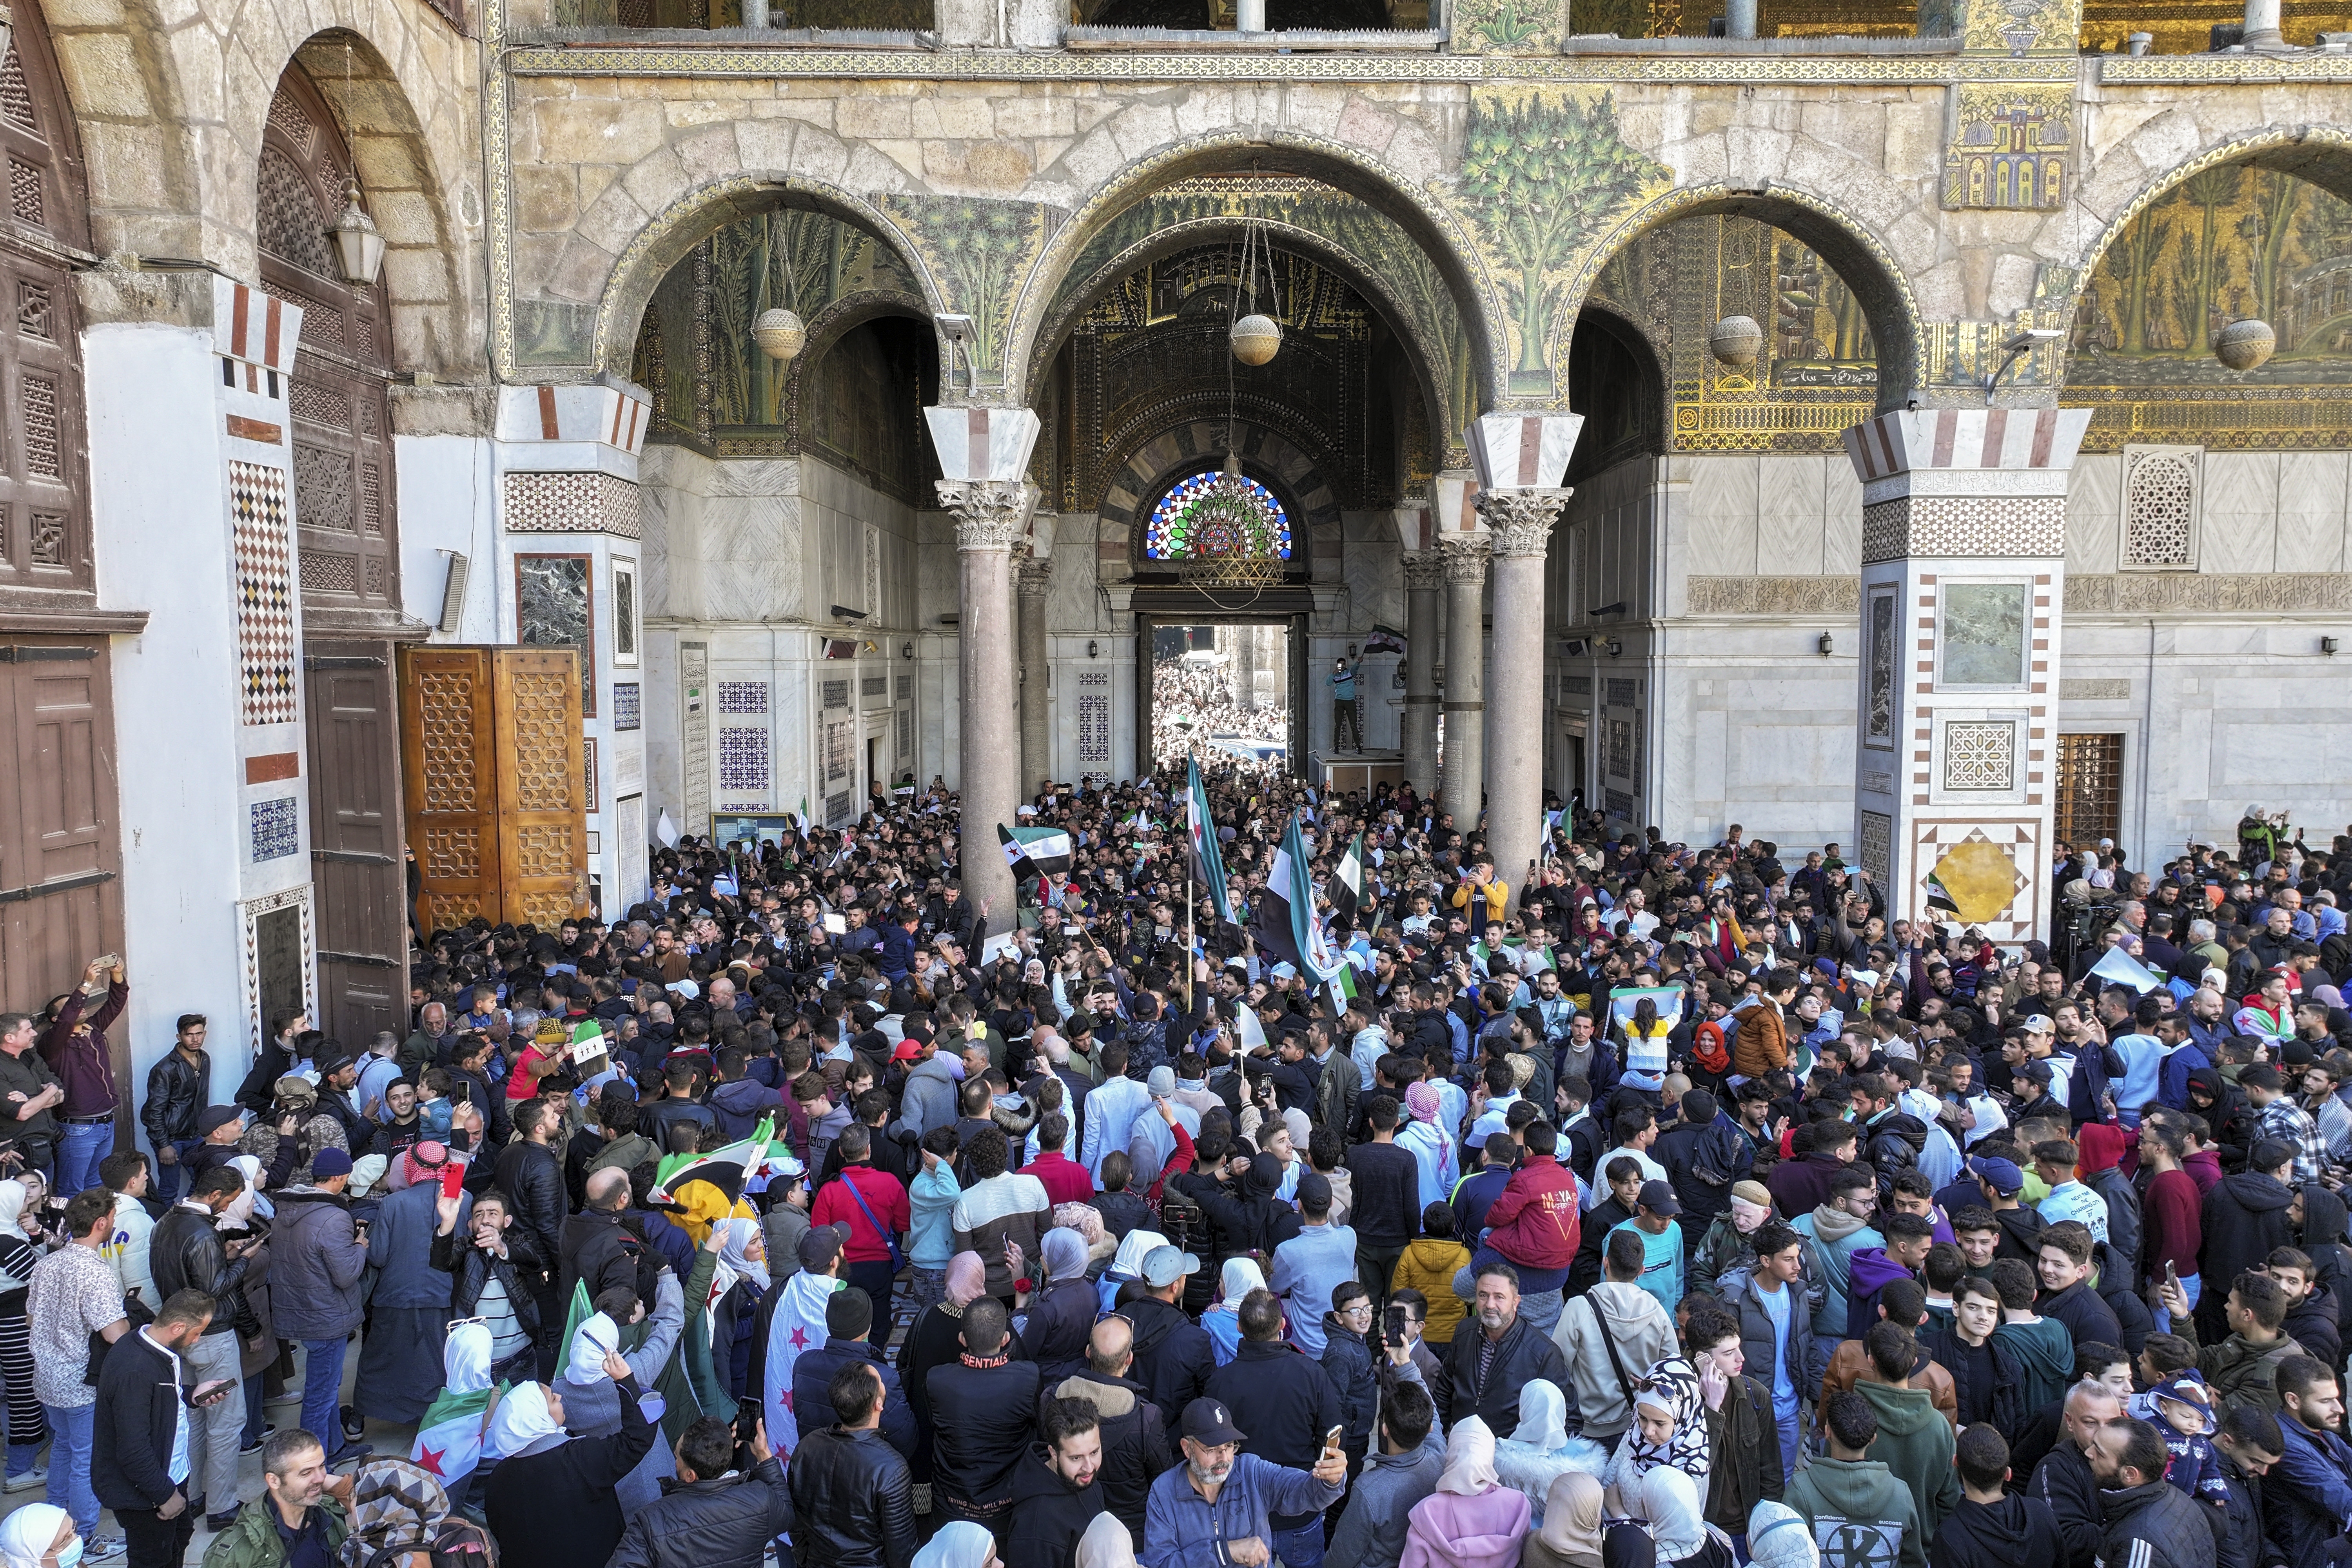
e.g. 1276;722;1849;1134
397;646;500;931
305;645;406;1044
0;639;122;1014
492;649;589;930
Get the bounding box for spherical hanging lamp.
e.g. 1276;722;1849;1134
2214;318;2275;372
1708;314;1763;368
754;307;807;364
1230;313;1282;366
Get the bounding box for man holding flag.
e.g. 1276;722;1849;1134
1186;755;1241;954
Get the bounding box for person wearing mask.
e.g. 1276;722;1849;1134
1206;1289;1341;1568
270;1147;371;1467
788;1363;917;1568
1780;1390;1923;1568
28;1189;131;1559
91;1288;222;1568
481;1351;656;1568
1926;1425;2064;1568
1437;1263;1570;1437
605;1414;793;1568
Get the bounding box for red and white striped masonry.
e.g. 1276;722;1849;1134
1844;407;2091;482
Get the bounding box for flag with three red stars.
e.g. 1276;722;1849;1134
410;1376;499;1485
760;1267;847;1457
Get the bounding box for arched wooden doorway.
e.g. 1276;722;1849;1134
259;56;410;1047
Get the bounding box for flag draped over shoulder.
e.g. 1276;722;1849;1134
411;1321;501;1484
761;1270;847;1457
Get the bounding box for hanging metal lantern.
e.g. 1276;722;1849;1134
2214;318;2275;372
753;307;807;364
1708;314;1764;368
1230;313;1281;366
325;181;385;289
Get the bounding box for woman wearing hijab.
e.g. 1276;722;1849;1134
1640;1467;1735;1567
1073;1511;1137;1568
912;1519;999;1568
0;1181;48;1486
708;1216;771;1397
1398;1082;1459;1212
482;1352;657;1568
1097;1230;1170;1318
1603;1355;1711;1512
1494;1380;1605;1524
1203;1258;1267;1366
1018;1228;1095;1382
1600;1524;1658;1568
1399;1416;1532;1568
903;1250;989;1508
0;1504;78;1568
1521;1473;1605;1568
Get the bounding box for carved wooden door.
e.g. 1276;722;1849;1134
398;646;501;931
305;647;405;1043
492;650;590;930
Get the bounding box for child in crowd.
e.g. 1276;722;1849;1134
2129;1369;2230;1512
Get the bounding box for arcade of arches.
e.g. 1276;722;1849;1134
6;0;2352;1090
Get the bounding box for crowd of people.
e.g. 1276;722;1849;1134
5;775;2352;1568
1148;656;1288;767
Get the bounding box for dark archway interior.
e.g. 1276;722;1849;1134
1565;308;1666;485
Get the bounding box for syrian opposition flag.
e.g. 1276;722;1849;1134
411;1322;501;1485
654;1115;780;1203
1252;811;1342;983
761;1269;847;1458
1327;831;1367;927
1186;756;1240;944
998;823;1074;880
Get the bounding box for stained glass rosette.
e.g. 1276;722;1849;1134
1145;470;1292;585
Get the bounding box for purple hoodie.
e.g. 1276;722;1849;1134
1843;1247;1920;1341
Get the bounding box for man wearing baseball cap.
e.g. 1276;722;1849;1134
1140;1396;1345;1568
1968;1154;2047;1263
1605;1180;1686;1318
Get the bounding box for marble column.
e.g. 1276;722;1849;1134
1479;487;1572;910
939;478;1033;926
1401;548;1443;795
1016;555;1051;795
1439;535;1488;832
1846;405;2089;949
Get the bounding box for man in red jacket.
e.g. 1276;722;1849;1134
810;1123;911;1344
1017;1111;1095;1208
1474;1122;1581;1334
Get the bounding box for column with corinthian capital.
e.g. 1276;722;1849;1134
1401;548;1444;796
1438;535;1488;833
938;478;1033;924
1016;554;1052;796
1479;487;1572;907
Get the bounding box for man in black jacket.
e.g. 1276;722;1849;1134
141;1014;211;1204
2031;1379;2125;1568
1036;1316;1167;1537
608;1414;793;1568
1440;1261;1570;1435
1931;1424;2066;1568
1003;1399;1109;1568
1346;1096;1422;1308
1125;1246;1214;1419
792;1289;917;1459
2092;1416;2225;1568
147;1166;255;1530
2209;1403;2283;1568
788;1364;916;1568
926;1296;1042;1534
500;1098;570;1374
93;1288;219;1568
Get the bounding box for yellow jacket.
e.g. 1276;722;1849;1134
1448;879;1509;924
1392;1238;1474;1343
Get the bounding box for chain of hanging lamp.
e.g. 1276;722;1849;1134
1178;212;1285;593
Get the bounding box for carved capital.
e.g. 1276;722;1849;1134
1475;488;1572;557
1401;550;1446;591
1439;534;1491;585
1016;557;1053;597
938;479;1037;552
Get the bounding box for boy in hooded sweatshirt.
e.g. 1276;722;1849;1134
1782;1388;1926;1568
1853;1321;1959;1540
1927;1424;2065;1568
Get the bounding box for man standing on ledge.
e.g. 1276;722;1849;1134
1329;649;1362;755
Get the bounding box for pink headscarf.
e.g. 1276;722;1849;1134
944;1250;988;1307
1405;1082;1441;1123
401;1142;451;1190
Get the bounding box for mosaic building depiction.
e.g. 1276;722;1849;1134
3;0;2352;1123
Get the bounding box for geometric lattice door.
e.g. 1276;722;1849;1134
2053;732;2125;853
397;646;588;931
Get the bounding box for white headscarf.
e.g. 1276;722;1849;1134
713;1216;769;1300
0;1180;28;1245
1436;1415;1501;1497
443;1320;493;1396
564;1311;619;1387
1641;1466;1713;1562
1216;1256;1266;1307
220;1155;264;1227
910;1520;995;1568
1508;1379;1570;1454
1074;1513;1137;1568
482;1382;566;1461
1108;1229;1169;1281
0;1504;71;1568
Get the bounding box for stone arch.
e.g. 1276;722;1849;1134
777;286;933;449
1565;302;1668;481
1023;215;1464;481
1104;421;1334;574
591;178;948;382
1006;130;1503;426
1562;181;1930;414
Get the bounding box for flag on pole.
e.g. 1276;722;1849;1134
548;1278;594;1383
1186;757;1238;942
761;1269;848;1457
998;822;1074;879
1252;811;1341;983
1327;831;1367;928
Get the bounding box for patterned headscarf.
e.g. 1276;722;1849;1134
1618;1355;1711;1486
1405;1081;1441;1123
339;1459;460;1568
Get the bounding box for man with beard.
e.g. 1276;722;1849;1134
1140;1397;1346;1568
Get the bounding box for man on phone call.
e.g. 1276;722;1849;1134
93;1287;225;1568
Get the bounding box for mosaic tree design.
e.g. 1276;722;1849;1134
1145;470;1292;563
1457;89;1671;396
884;196;1054;387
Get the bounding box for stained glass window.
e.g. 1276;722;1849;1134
1144;470;1292;562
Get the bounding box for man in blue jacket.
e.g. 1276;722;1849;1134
2266;1353;2352;1567
1142;1397;1345;1568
